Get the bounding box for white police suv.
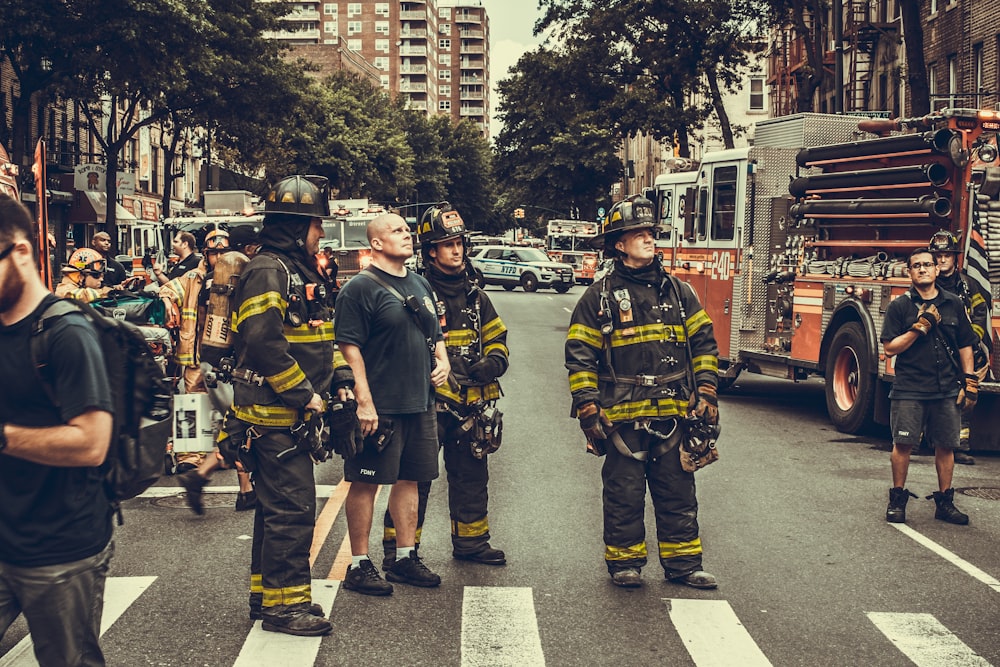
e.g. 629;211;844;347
469;245;575;293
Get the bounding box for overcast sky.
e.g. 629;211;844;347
483;0;547;132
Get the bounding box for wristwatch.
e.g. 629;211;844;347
0;423;7;454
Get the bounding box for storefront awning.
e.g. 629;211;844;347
78;191;138;223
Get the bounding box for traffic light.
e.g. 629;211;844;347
514;208;525;219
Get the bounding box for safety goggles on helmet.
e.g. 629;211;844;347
64;248;106;274
204;229;230;252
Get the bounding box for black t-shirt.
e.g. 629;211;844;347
168;252;203;280
103;256;128;287
880;288;978;399
0;295;114;567
335;267;442;414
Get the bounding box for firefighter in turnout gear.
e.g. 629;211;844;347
382;203;509;567
231;175;354;637
55;247;112;303
565;195;720;589
929;230;992;465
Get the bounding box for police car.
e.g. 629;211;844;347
468;245;575;293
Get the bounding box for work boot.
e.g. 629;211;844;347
343;559;394;596
249;593;324;621
235;490;257;512
453;545;507;566
385;554;441;588
177;470;208;516
669;570;718;590
953;451;976;465
610;568;642;588
261;603;332;637
928;488;969;525
886;487;916;524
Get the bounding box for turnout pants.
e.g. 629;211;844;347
384;411;493;555
248;430;317;611
602;426;702;579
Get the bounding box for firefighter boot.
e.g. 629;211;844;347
610;568;642;588
249;592;324;621
928;488;969;525
886;487;916;524
177;470;208;516
453;545;507;566
261;603;332;637
382;540;396;571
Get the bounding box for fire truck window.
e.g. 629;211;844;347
696;187;708;241
711;165;737;241
660;192;672;221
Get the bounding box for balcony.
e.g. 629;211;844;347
400;29;427;38
460;90;484;100
399;10;427;20
400;64;427;74
460;44;484;54
459;29;484;39
407;100;428;111
459;106;485;116
400;82;427;92
460;75;482;84
455;13;481;24
399;46;427;56
279;9;321;21
263;28;321;41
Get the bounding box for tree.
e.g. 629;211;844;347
764;0;828;113
439;118;496;230
898;0;929;116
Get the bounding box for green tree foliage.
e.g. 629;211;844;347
439;118;496;231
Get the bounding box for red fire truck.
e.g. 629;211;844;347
545;219;599;284
643;110;1000;447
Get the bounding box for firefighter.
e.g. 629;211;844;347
382;202;509;568
929;230;991;465
55;247;112;303
230;175;354;636
565;195;720;589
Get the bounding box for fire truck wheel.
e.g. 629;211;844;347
520;273;538;292
825;322;876;434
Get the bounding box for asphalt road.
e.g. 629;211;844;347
3;284;1000;666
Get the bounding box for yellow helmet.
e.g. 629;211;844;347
62;247;106;275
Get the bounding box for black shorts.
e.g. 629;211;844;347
343;408;440;484
890;398;960;449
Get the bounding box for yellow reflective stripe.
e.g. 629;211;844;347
415;526;423;543
235;291;286;327
436;383;501;404
446;329;477;346
972;323;985;340
659;537;703;560
610;323;684;347
261;582;312;607
483;342;508;357
437;382;462;403
250;573;263;593
177;351;196;366
482;317;506;341
692;355;719;374
452;516;489;538
604;398;688;422
685;309;712;336
285;322;335;343
333;348;347;368
970;292;985;308
605;542;647;561
567;323;603;349
383;526;397;541
569;370;598;392
181;306;197;318
268;364;307;394
234;405;298;427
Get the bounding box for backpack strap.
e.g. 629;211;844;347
354;268;436;343
31;299;86;405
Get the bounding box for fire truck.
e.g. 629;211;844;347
545;219;599;284
642;110;1000;448
320;202;386;285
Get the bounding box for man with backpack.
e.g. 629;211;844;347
0;193;115;666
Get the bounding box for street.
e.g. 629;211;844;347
3;285;1000;666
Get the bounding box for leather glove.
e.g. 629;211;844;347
468;355;505;383
328;399;364;459
910;303;941;336
578;401;612;442
690;384;719;424
958;373;979;413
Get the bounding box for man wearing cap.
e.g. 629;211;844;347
90;231;128;287
565;194;720;589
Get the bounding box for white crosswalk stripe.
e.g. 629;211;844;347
867;612;992;667
666;598;773;666
0;576;156;667
461;586;545;666
232;580;340;667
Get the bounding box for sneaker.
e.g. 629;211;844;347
261;603;332;637
453;545;506;566
669;570;718;589
953;451;976;465
385;554;441;588
343;560;394;596
177;471;208;515
610;568;642;588
250;602;324;621
886;487;916;524
928;488;970;525
235;490;257;512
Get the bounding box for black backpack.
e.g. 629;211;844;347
31;299;173;525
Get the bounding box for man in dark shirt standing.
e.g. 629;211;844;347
0;193;114;666
91;231;128;287
881;248;978;525
153;231;201;285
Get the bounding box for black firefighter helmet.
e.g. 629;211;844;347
591;195;656;250
418;201;467;245
264;175;331;220
929;229;961;254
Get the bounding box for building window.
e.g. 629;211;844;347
748;77;764;111
439;85;451;96
373;57;389;71
348;39;362;51
380;75;390;89
947;55;957;108
973;42;984;97
375;21;389;34
375;3;389;16
375;39;389;52
439;38;451;50
439;54;451;66
439;100;451;111
928;63;937;108
347;3;361;17
323;3;337;15
324;22;336;33
439;23;450;34
347;20;362;35
439;69;451;81
439;7;451;18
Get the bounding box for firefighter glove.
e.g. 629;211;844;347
578;401;612;442
910;303;941;336
691;384;719;424
959;373;979;413
327;398;364;459
468;355;505;383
